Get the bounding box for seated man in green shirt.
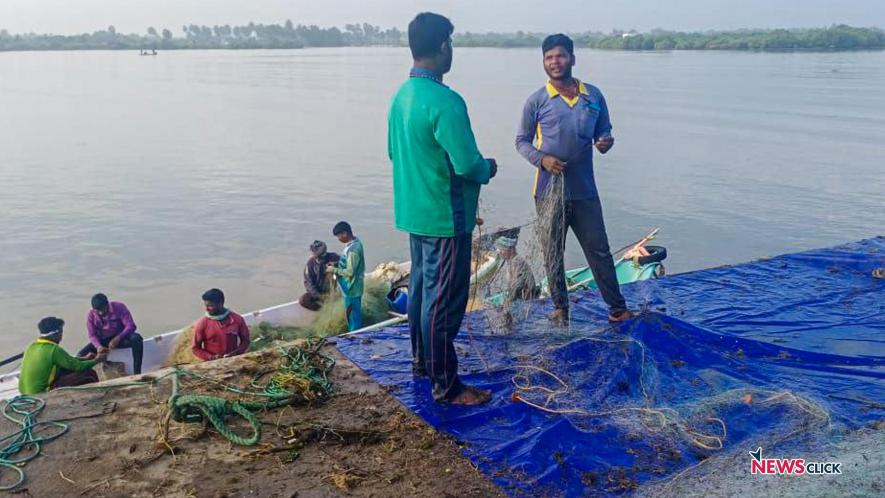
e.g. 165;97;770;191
18;316;107;395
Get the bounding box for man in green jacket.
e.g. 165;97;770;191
19;316;107;395
329;221;365;331
388;12;498;405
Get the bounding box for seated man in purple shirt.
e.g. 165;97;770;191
78;293;143;374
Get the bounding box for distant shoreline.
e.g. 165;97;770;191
2;46;885;55
1;24;883;53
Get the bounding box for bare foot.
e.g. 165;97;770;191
412;364;428;377
608;310;635;322
548;308;569;326
502;311;514;330
450;386;492;405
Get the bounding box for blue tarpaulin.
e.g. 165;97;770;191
335;238;885;496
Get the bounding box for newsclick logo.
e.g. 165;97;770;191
749;447;842;475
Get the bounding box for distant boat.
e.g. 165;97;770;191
139;49;158;56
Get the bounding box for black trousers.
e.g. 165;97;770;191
535;196;627;314
299;292;323;311
52;368;98;389
408;233;471;402
79;332;143;374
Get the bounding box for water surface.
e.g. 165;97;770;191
1;47;883;357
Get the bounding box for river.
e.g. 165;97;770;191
1;47;883;357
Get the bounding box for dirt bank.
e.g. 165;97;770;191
0;343;503;498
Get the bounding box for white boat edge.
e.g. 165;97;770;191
0;261;426;401
0;241;661;401
0;298;326;401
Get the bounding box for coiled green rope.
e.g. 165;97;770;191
167;339;334;446
0;396;69;490
168;372;264;446
0;339;334;489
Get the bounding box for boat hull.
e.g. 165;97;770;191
0;259;660;399
0;261;414;400
0;299;318;400
484;259;663;307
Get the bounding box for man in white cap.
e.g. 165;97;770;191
496;236;539;307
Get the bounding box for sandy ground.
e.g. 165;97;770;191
0;344;503;498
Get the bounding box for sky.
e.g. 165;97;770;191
1;0;884;35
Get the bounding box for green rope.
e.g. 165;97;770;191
167;339;335;447
168;376;263;446
0;339;334;490
0;396;69;491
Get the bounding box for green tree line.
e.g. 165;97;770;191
458;25;885;51
1;23;882;52
587;25;885;50
0;21;402;51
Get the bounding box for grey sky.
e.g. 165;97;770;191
2;0;883;35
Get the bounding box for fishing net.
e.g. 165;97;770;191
165;325;198;366
461;173;837;493
635;427;885;498
469;173;645;333
506;323;832;482
300;278;396;337
468;175;562;334
339;235;885;496
162;339;335;447
165;278;395;366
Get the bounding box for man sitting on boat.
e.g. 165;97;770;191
19;317;108;395
191;289;251;361
496;237;539;305
473;224;522;253
79;293;144;374
494;236;539;329
328;222;365;331
299;240;340;311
